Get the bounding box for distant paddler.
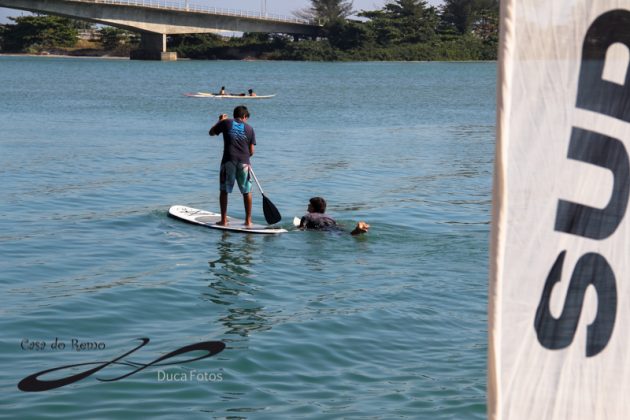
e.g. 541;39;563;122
235;88;257;97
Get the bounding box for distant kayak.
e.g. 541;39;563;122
185;92;276;99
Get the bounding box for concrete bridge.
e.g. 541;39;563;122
0;0;322;60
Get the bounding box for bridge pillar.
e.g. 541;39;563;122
130;32;177;61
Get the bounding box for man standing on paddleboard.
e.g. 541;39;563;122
209;105;256;227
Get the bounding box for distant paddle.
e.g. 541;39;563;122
249;167;282;225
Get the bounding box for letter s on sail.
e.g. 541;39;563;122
534;252;617;357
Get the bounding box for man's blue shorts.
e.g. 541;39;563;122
220;161;252;194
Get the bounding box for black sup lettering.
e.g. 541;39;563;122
535;251;617;357
534;11;629;357
577;9;630;121
555;127;629;239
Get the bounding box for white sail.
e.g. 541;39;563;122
490;1;630;419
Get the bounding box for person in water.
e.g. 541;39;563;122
299;197;369;235
238;89;256;97
209;105;256;226
219;86;226;95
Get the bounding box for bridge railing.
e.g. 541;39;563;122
69;0;320;26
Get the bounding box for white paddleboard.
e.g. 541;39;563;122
184;92;276;99
168;205;287;235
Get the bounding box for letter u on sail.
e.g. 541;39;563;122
490;1;630;419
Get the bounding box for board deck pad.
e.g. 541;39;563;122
168;205;287;234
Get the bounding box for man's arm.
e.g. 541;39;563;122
249;127;256;156
209;114;228;136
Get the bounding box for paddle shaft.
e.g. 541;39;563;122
249;167;265;195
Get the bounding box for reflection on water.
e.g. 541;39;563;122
218;306;272;340
203;232;271;340
208;232;255;275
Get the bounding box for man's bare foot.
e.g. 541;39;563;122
244;220;253;227
216;220;228;226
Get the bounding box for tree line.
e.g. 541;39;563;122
173;0;498;61
0;15;138;56
0;0;499;61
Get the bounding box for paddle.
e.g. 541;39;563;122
249;167;282;225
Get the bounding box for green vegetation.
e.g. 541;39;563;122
0;0;498;61
294;0;354;23
97;27;139;55
172;0;499;61
0;15;80;53
0;15;138;56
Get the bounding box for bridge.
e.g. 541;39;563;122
0;0;322;60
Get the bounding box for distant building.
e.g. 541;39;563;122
78;29;99;41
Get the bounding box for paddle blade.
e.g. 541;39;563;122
262;194;282;225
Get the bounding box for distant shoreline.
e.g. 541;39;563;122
0;52;496;64
0;52;128;60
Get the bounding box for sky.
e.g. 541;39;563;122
0;0;443;24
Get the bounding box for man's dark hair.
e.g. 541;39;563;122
309;197;327;213
233;105;250;119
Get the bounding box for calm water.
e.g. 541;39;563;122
0;57;495;419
